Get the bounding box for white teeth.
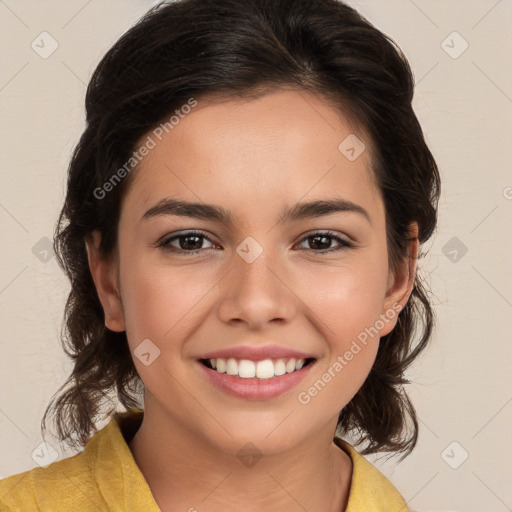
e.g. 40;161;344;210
285;358;296;373
226;358;238;376
206;357;308;379
238;359;256;378
215;358;226;373
274;359;286;376
256;359;274;379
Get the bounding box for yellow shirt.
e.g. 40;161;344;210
0;412;410;511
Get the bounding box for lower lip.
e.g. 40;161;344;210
197;361;314;400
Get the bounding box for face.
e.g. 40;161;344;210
88;89;416;456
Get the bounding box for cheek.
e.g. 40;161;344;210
299;256;389;402
297;278;384;413
119;257;212;350
308;260;390;341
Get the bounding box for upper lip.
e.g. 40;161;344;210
198;345;316;361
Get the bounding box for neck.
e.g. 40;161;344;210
128;403;352;512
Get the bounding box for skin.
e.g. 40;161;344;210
86;89;418;512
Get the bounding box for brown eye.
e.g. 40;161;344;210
297;231;353;253
158;231;216;254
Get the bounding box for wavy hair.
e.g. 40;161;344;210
42;0;440;460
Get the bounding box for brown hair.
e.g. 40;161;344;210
42;0;440;460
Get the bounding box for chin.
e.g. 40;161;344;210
202;414;312;458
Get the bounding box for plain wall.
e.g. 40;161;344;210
0;1;511;510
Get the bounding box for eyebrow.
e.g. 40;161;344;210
141;197;371;224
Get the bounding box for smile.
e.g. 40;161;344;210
200;357;315;379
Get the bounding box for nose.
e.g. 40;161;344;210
217;247;297;329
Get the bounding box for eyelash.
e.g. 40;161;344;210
157;230;354;255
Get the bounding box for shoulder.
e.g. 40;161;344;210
0;448;100;511
335;438;411;512
0;411;155;512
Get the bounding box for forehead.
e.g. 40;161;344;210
122;89;382;225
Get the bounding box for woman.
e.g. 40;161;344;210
0;0;440;510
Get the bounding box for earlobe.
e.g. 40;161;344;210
380;223;419;336
84;230;126;332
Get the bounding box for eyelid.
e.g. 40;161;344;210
299;229;355;245
156;230;216;250
296;230;354;252
156;229;355;255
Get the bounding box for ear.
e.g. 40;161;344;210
84;230;126;332
379;222;419;337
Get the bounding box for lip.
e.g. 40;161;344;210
196;358;315;400
198;344;315;362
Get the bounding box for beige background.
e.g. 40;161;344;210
1;0;511;510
